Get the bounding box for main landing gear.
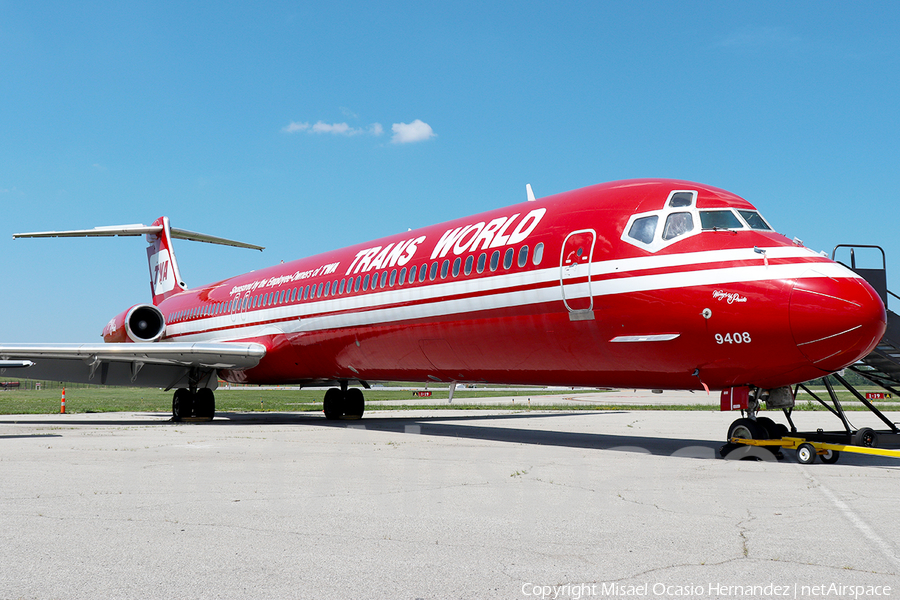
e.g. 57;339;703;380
323;386;365;420
171;388;215;422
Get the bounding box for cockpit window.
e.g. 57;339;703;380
627;215;658;244
662;212;694;240
668;192;694;208
738;210;772;230
700;210;743;230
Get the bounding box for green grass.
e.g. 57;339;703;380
0;386;600;414
0;385;895;415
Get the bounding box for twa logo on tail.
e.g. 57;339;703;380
149;248;176;296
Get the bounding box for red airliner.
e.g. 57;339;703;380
3;179;887;441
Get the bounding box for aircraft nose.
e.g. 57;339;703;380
789;270;887;372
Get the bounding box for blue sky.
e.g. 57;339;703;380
1;1;898;342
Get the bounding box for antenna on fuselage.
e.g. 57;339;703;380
526;183;536;202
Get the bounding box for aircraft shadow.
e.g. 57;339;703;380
216;412;900;466
2;411;898;466
215;411;726;459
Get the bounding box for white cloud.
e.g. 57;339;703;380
312;121;352;134
391;119;436;144
285;120;384;137
283;121;310;133
284;117;434;141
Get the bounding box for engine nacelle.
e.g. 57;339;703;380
102;304;166;343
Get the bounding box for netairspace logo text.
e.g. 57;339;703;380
520;581;893;600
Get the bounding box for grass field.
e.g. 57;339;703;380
0;386;608;414
0;385;896;415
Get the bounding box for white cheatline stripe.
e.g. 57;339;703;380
593;261;856;298
171;257;858;343
168;246;832;339
591;245;822;277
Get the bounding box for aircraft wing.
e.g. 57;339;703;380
0;343;266;389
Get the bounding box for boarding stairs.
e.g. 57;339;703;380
838;245;900;393
785;245;900;449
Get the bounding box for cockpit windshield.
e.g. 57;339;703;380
627;215;658;244
737;210;772;230
699;210;743;230
621;189;776;252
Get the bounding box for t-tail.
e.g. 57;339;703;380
14;217;264;305
147;216;186;304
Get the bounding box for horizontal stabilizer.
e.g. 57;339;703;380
14;224;264;251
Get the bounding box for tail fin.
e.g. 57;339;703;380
146;216;187;304
14;217;264;306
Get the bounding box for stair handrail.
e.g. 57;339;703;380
832;244;887;270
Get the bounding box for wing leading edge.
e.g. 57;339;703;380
0;343;266;389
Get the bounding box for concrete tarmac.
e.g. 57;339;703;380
2;408;900;600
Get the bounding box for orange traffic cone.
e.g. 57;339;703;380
60;388;66;414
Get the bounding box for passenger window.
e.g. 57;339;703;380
477;253;486;273
323;282;330;297
464;255;474;276
668;192;694;208
419;265;427;282
429;262;438;280
354;276;361;292
362;274;370;291
533;242;544;266
738;210;772;230
399;267;407;285
409;265;417;283
452;257;461;277
390;269;397;286
662;212;694;241
503;247;514;269
700;210;742;230
628;215;658;244
380;271;388;288
518;246;528;267
440;260;449;279
490;250;500;272
318;283;325;297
